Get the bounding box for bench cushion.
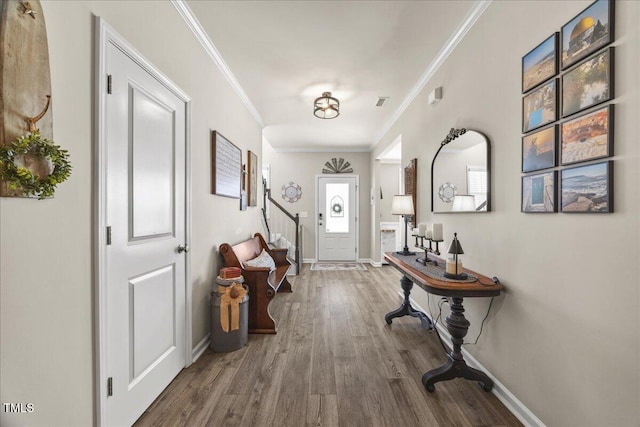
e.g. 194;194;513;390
244;249;276;271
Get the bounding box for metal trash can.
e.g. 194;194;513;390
210;276;248;352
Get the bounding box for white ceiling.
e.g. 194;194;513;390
185;1;480;152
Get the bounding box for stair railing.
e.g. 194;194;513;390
263;179;300;274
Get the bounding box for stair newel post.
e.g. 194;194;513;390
294;213;300;274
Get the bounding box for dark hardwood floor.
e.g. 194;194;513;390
135;264;522;427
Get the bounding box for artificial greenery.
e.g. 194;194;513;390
0;131;72;199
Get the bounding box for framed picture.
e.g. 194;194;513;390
522;125;556;172
523;78;557;133
247;150;258;207
561;105;613;165
562;47;613;118
561;0;614;70
211;131;241;198
561;160;612;213
522;171;557;213
522;33;559;93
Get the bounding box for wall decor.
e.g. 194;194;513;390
522;171;557;213
561;160;612;213
211;130;241;198
322;157;353;174
561;105;613;165
561;0;614;70
523;78;557;133
282;181;302;203
522;33;559;93
247;150;258;207
404;158;417;224
522;125;556;173
562;47;613;118
1;0;65;198
438;182;457;203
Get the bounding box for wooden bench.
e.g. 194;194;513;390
219;233;292;334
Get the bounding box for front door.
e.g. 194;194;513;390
104;37;188;426
317;176;358;261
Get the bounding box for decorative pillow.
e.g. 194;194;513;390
244;249;276;272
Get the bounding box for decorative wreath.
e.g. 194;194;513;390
0;132;72;199
332;203;343;214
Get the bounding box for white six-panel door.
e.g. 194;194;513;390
102;35;188;426
317;176;358;261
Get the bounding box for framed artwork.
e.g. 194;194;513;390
522;171;557;213
562;47;613;118
561;0;614;70
561;105;613;165
523;78;557;133
404;158;417;226
561;161;612;213
247;150;258;207
522;33;559;93
522;125;556;172
211;131;241;198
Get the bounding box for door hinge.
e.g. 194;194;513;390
107;377;113;397
106;226;112;245
107;74;112;94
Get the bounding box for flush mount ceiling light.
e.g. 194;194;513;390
313;92;340;119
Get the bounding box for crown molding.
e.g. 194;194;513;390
273;146;371;154
370;0;492;150
171;0;265;128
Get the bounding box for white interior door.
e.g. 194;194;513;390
104;40;187;426
317;176;358;261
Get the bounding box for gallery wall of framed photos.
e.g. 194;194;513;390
521;0;615;214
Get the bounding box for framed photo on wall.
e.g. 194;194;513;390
562;47;614;118
561;105;613;165
522;171;557;213
523;78;557;133
561;160;612;213
561;0;614;70
247;150;258;207
211;131;241;198
522;125;556;172
522;33;559;93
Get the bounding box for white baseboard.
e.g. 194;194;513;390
401;292;545;427
303;258;316;264
191;333;210;363
359;258;382;267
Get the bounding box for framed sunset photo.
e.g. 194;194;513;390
522;33;558;93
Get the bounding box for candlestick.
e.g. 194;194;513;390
418;223;426;237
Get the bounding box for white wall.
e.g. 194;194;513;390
263;142;371;261
372;1;639;425
378;162;401;222
0;1;262;425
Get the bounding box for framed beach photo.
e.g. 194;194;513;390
562;47;614;118
561;0;614;70
522;33;558;93
522;125;556;173
561;105;613;165
561;161;612;213
523;78;557;133
522;171;557;213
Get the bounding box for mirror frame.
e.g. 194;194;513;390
431;128;491;213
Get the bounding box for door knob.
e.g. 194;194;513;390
177;244;189;253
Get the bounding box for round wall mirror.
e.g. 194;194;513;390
431;129;491;213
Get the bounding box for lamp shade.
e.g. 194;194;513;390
391;195;414;216
447;233;464;255
451;194;476;212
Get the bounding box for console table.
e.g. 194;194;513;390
384;252;503;392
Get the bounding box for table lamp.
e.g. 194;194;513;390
391;195;415;255
444;232;468;280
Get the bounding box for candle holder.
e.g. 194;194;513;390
443;232;468;280
413;234;443;266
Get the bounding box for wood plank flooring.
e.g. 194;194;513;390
135;265;522;427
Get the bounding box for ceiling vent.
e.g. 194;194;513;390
375;97;389;107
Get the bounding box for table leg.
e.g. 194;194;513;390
385;275;433;329
422;297;493;392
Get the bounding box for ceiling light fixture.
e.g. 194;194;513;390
313;92;340;119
